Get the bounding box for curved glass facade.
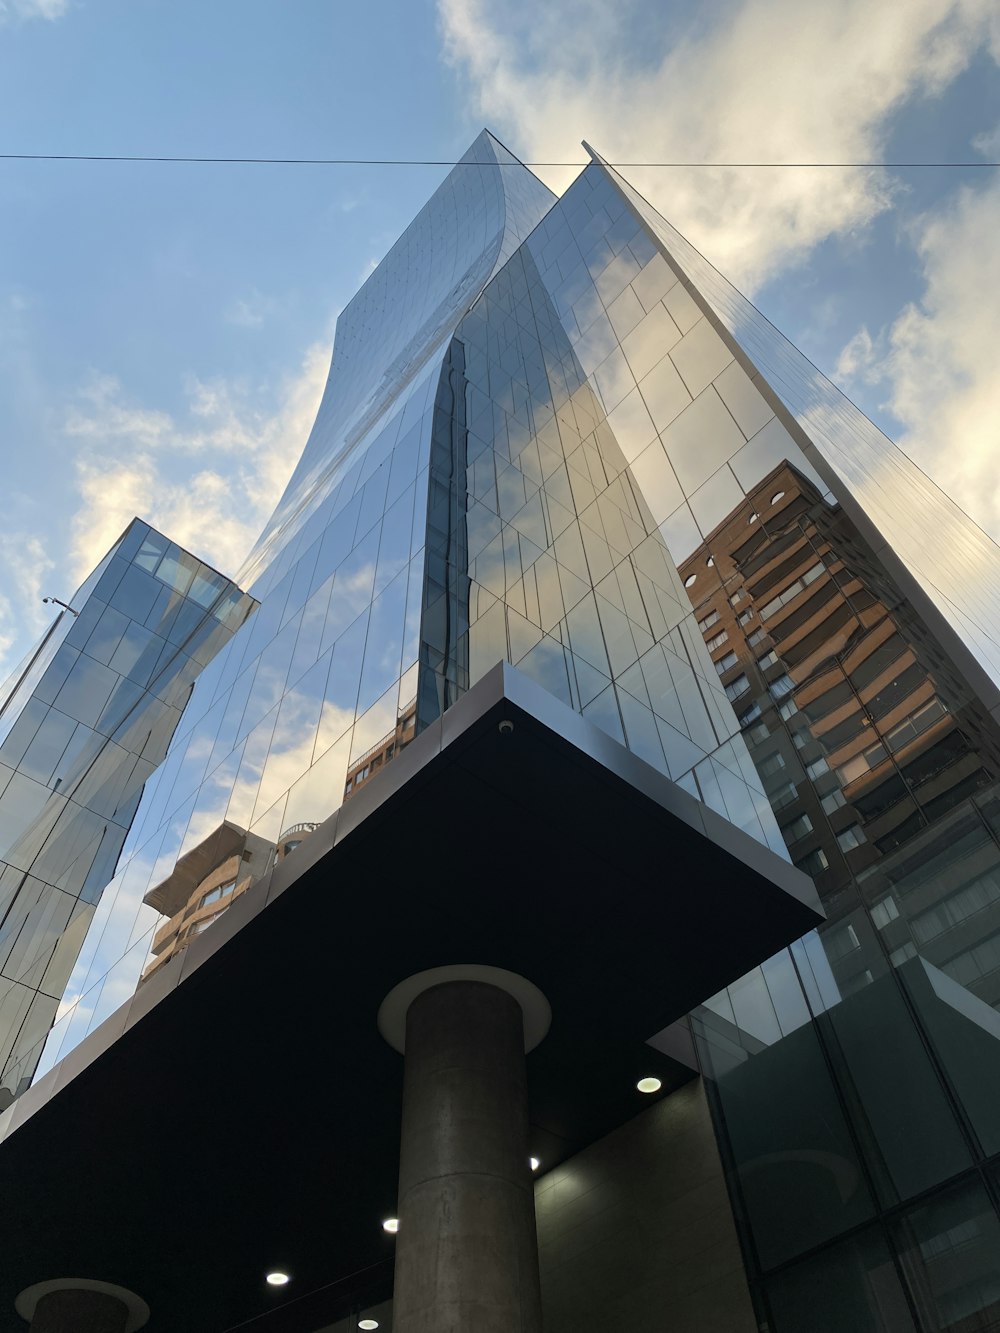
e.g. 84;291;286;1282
15;132;1000;1331
29;132;558;1081
243;132;556;590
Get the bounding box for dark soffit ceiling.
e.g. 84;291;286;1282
0;664;821;1332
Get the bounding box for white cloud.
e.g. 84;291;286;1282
225;290;280;329
66;376;173;450
0;0;68;23
835;326;882;384
439;0;1000;291
837;174;1000;538
0;533;54;683
2;532;54;618
0;595;17;680
972;123;1000;156
65;339;330;583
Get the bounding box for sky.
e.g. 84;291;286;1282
0;0;998;682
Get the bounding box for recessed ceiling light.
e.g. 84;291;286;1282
382;1217;399;1234
359;1321;380;1331
265;1272;290;1287
636;1076;662;1094
529;1157;540;1171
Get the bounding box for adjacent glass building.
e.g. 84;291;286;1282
0;521;255;1108
7;130;1000;1330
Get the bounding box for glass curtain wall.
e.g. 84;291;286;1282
396;153;1000;1331
29;132;556;1084
406;152;1000;1325
419;185;782;853
594;145;1000;692
573;159;1000;1330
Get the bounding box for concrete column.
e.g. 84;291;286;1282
29;1289;128;1333
392;980;542;1333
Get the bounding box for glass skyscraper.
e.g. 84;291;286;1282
3;130;1000;1332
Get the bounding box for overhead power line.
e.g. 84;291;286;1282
0;153;997;167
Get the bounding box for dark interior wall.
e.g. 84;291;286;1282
534;1078;757;1333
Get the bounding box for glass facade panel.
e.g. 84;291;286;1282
765;1226;916;1332
891;1181;1000;1331
695;999;877;1269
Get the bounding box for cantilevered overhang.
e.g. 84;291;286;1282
0;663;822;1332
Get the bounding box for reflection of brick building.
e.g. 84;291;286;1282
679;462;1000;1002
275;822;321;862
344;700;417;802
140;822;273;983
139;699;420;986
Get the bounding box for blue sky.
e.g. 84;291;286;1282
1;0;998;679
